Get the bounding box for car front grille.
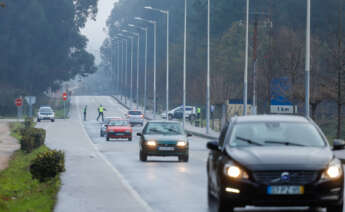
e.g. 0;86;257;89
253;171;319;185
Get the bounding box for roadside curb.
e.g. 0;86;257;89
112;96;219;140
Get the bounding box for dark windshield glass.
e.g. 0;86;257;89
229;122;326;147
39;108;52;113
144;122;183;135
109;120;129;126
128;111;142;115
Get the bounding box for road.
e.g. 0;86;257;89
42;96;331;212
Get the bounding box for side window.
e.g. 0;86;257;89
218;121;230;148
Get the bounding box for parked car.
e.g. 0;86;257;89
137;121;192;162
100;117;121;137
37;106;55;122
206;115;344;212
106;118;132;141
161;106;197;120
127;110;144;126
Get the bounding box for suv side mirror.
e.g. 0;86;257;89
207;141;219;151
333;139;345;150
137;133;142;136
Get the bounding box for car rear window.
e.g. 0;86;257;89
128;111;142;115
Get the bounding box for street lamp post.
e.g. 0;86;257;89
243;0;249;116
144;6;170;120
206;0;210;133
305;0;310;117
121;31;134;108
135;17;157;119
183;0;187;128
118;34;129;104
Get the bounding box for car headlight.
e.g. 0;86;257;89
177;141;187;147
146;140;157;147
224;163;249;179
322;159;343;180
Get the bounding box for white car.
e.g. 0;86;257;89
37;106;55;122
161;106;197;120
127;110;144;126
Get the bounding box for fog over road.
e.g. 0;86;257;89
40;95;332;212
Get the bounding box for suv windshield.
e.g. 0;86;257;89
39;108;52;113
128;111;142;115
229;122;326;147
144;122;183;135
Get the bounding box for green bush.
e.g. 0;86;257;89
20;128;46;153
30;150;65;182
24;117;34;129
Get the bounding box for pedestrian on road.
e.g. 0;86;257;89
197;107;201;120
96;104;106;122
83;105;87;121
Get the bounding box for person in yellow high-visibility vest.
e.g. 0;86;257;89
97;104;106;122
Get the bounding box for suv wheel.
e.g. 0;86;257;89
139;150;147;162
217;193;234;212
327;204;343;212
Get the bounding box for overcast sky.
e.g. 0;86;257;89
81;0;118;65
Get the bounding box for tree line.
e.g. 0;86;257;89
101;0;345;138
0;0;98;115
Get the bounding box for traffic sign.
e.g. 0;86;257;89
62;92;68;101
15;98;22;107
25;96;36;105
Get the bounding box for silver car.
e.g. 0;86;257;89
127;110;144;126
100;117;120;137
37;106;55;122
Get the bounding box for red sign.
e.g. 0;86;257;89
15;98;22;107
62;92;68;101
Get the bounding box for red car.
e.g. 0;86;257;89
106;119;133;141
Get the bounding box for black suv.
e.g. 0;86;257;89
207;115;345;212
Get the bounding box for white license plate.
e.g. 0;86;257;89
158;147;175;151
267;186;304;195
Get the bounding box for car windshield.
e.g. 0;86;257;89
109;120;129;126
144;122;183;135
128;111;142;115
39;108;52;113
229;122;326;148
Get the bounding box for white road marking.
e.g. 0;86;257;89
75;96;154;212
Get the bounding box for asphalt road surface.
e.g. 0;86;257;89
45;95;338;212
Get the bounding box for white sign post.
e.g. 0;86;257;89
25;96;36;118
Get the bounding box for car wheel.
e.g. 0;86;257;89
139;150;147;162
51;119;55;122
168;114;173;120
37;119;40;122
190;115;196;121
100;132;103;137
106;136;110;141
179;155;189;162
207;178;215;208
327;204;343;212
128;137;132;141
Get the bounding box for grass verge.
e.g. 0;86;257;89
0;123;61;212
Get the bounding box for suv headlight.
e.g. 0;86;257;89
146;140;157;147
177;141;187;147
322;158;343;180
224;163;249;179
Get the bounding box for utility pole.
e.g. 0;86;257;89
183;0;187;128
206;0;210;133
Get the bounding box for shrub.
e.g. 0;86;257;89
24;117;34;129
30;150;65;182
20;128;46;153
